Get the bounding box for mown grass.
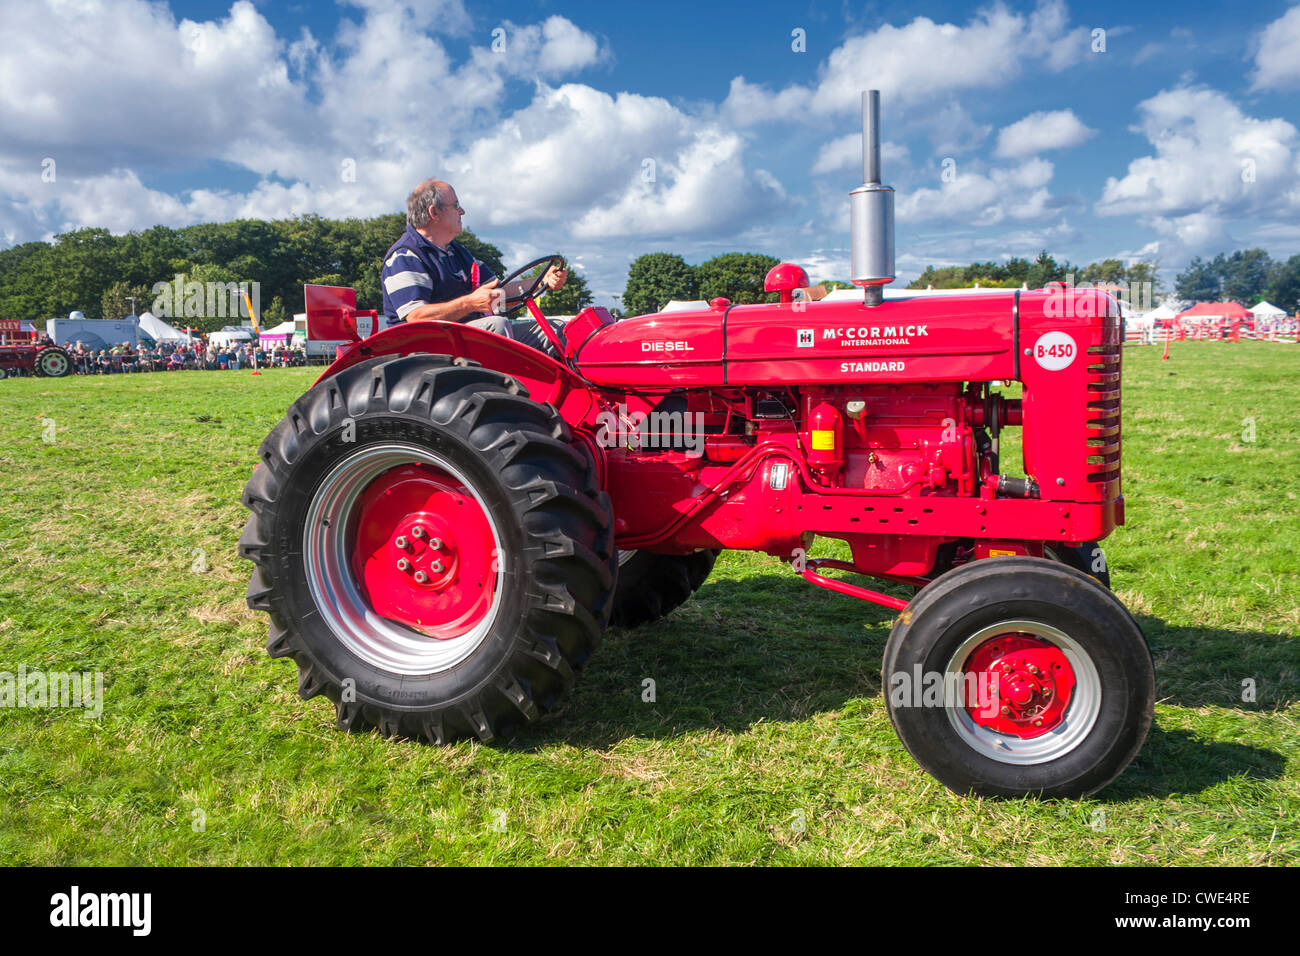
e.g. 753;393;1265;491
0;340;1296;865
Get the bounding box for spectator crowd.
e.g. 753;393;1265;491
59;340;309;374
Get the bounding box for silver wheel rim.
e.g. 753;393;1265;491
943;619;1102;766
303;442;506;676
41;352;67;375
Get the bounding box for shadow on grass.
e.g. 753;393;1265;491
504;573;1293;798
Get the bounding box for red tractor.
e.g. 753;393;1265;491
241;93;1152;798
0;322;71;378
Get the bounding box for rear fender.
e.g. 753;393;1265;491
314;321;597;424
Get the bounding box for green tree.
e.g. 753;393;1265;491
907;265;966;289
695;252;780;304
262;296;288;327
459;230;506;278
1220;249;1273;304
100;281;154;320
538;269;593;317
623;252;697;316
1174;256;1221;303
1266;255;1300;313
1079;258;1127;286
1025;251;1068;289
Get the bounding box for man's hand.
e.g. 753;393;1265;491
542;265;567;291
464;278;505;315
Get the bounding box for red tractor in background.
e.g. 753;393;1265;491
0;321;71;378
241;92;1153;798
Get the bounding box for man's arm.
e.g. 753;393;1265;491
383;246;504;323
402;282;502;323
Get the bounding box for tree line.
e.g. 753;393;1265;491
0;215;592;333
907;252;1160;297
2;215;1295;330
1172;249;1300;311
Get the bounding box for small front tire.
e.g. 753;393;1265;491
883;556;1153;798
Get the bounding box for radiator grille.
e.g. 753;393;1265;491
1084;344;1121;483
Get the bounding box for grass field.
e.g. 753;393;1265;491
0;340;1296;865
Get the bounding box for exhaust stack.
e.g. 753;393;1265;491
849;90;895;307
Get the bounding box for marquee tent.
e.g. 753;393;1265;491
1250;301;1286;319
1176;302;1251;322
137;311;191;343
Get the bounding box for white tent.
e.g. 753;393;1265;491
209;326;256;348
1251;301;1286;318
138;311;191;342
259;320;298;345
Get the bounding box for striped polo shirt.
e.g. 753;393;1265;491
380;224;498;322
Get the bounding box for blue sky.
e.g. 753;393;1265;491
3;0;1299;307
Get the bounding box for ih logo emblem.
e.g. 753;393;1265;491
797;329;814;348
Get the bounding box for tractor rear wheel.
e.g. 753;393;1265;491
610;549;717;628
883;556;1153;798
240;354;616;743
35;346;71;377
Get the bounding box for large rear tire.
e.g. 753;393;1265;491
35;346;70;377
610;549;717;628
883;556;1153;798
240;354;616;742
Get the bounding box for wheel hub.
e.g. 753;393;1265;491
350;463;496;640
963;634;1075;738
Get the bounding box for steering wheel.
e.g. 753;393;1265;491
492;254;569;359
497;254;566;309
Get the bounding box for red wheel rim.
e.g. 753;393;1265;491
962;633;1076;738
351;463;498;639
303;444;507;676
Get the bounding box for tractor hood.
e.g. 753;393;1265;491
573;288;1118;388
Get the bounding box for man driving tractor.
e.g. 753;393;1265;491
380;178;567;355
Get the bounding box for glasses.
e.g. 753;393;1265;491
438;202;465;215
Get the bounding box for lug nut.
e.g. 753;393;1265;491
1043;688;1052;698
1033;719;1043;727
431;560;443;573
396;558;410;571
430;537;442;549
412;526;425;539
395;536;408;549
1027;664;1040;675
413;571;428;584
1001;706;1012;717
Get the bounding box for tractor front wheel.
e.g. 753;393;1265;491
240;354;616;743
883;556;1153;798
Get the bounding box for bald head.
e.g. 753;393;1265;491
406;179;454;229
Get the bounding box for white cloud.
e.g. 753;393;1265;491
471;15;607;78
898;158;1057;226
811;137;909;176
0;0;613;244
445;84;782;240
1095;87;1299;218
0;0;305;163
995;110;1096;158
1147;211;1234;252
1251;5;1300;90
723;1;1088;125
